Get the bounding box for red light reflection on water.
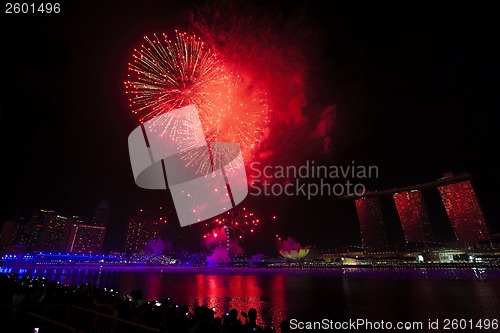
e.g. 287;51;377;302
144;272;163;301
189;273;287;327
99;269;289;328
7;266;289;327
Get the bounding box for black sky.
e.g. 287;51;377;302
1;1;499;253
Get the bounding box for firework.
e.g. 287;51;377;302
203;74;270;159
125;31;269;161
201;207;261;260
202;207;262;242
125;31;223;122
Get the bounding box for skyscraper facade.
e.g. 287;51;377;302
438;180;489;244
393;190;434;243
125;215;161;253
92;200;110;227
17;209;56;248
38;214;72;251
354;197;388;250
0;221;22;247
66;224;106;253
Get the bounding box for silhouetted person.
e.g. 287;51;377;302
242;308;263;333
280;320;291;332
190;306;217;333
222;308;242;333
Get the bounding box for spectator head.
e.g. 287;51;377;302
248;308;257;322
280;320;291;332
229;308;238;319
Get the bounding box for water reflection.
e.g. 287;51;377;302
2;266;500;327
101;269;287;325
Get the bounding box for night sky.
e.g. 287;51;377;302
1;1;499;253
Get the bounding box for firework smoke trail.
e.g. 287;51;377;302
144;237;172;255
278;237;302;252
125;31;270;167
190;1;334;166
203;225;244;264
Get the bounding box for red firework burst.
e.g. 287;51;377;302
124;31;270;161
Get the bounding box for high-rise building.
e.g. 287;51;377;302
66;224;106;253
16;209;56;248
125;215;161;253
92;200;110;227
70;216;87;225
16;221;42;247
438;180;489;244
0;221;22;247
0;208;26;247
354;197;388;250
393;190;434;243
38;214;72;251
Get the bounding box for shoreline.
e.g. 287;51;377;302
1;262;500;270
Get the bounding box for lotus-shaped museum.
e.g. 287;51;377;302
279;247;310;259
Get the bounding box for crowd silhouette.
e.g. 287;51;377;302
0;274;292;333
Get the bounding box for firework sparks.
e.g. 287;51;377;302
202;207;261;242
125;31;270;162
125;31;222;123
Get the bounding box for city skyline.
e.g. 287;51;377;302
0;202;110;253
1;1;499;252
2;171;498;254
1;2;499;332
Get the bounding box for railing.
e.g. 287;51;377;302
26;311;77;333
0;304;160;333
68;305;160;333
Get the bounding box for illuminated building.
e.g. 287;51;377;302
355;197;387;250
438;180;489;244
125;215;161;253
0;208;25;247
92;200;110;227
15;221;42;247
0;221;22;247
347;172;490;249
15;209;56;248
279;247;310;259
66;224;106;253
71;216;87;225
38;213;72;251
393;190;434;243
